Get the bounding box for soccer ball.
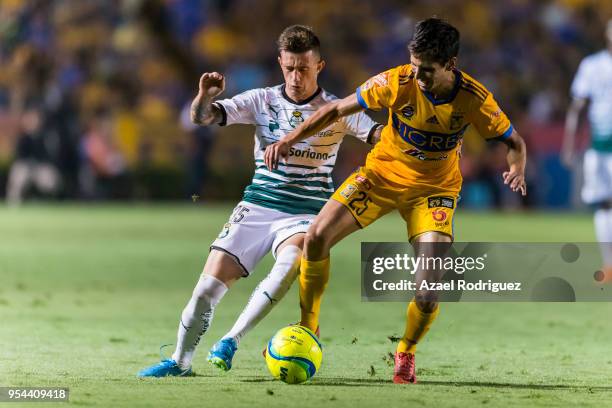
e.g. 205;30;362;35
265;325;322;384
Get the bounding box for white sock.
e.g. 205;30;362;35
172;274;228;369
223;245;302;345
594;208;612;266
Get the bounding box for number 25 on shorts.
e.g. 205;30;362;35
348;191;371;216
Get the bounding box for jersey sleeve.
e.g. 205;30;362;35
471;93;513;141
355;69;398;111
338;111;380;144
213;88;263;126
570;58;591;100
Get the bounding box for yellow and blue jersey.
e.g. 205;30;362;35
356;65;513;190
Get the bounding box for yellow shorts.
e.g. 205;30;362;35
332;166;459;241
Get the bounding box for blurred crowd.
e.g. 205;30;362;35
0;0;610;207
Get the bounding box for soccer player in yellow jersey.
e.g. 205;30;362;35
265;18;527;384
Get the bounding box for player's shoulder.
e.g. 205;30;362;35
228;86;269;102
256;84;283;98
232;84;284;106
383;64;413;83
362;64;412;90
579;50;610;68
458;70;491;104
319;88;339;103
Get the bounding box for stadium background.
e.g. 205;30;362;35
1;0;610;208
2;1;612;407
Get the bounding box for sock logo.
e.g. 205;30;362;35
194;310;213;347
263;291;277;304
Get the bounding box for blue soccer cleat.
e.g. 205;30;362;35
207;338;238;371
137;359;193;378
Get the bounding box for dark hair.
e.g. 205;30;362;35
277;25;321;57
408;18;460;64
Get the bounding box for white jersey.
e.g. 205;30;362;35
571;50;612;152
214;85;378;215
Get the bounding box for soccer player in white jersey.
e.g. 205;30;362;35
138;25;381;377
562;18;612;281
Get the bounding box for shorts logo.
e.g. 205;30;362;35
340;184;357;199
401;105;415;119
218;223;231;239
432;209;447;222
428;196;455;209
277;219;312;233
355;175;372;190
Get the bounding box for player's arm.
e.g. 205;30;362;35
500;129;527;196
369;125;383;145
190;72;225;126
264;94;364;170
473;91;527;196
561;97;588;168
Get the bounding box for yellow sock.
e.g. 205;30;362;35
396;299;440;354
299;257;330;331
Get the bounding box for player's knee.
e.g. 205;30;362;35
305;224;329;254
270;245;301;283
415;291;438;313
192;274;229;304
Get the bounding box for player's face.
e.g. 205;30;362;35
410;54;455;93
606;19;612;47
278;50;325;100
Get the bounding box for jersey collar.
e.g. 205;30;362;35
281;85;322;105
421;70;462;105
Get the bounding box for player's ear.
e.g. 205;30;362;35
317;59;326;73
446;57;457;71
277;55;282;68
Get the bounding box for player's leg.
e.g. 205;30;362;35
394;194;456;384
173;250;244;370
394;231;451;384
137;250;243;377
594;201;612;280
6;161;31;206
299;200;362;331
582;150;612;280
220;233;304;347
399;232;450;348
300;169;392;331
139;202;271;376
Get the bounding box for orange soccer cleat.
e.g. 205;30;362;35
393;352;417;384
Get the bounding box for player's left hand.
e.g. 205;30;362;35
264;140;290;170
503;165;527;196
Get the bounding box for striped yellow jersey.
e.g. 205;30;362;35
356;65;513;190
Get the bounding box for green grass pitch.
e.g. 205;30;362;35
1;205;611;407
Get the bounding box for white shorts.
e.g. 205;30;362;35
210;201;315;276
582;149;612;205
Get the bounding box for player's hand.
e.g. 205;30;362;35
264;140;290;170
198;72;225;98
503;165;527;196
